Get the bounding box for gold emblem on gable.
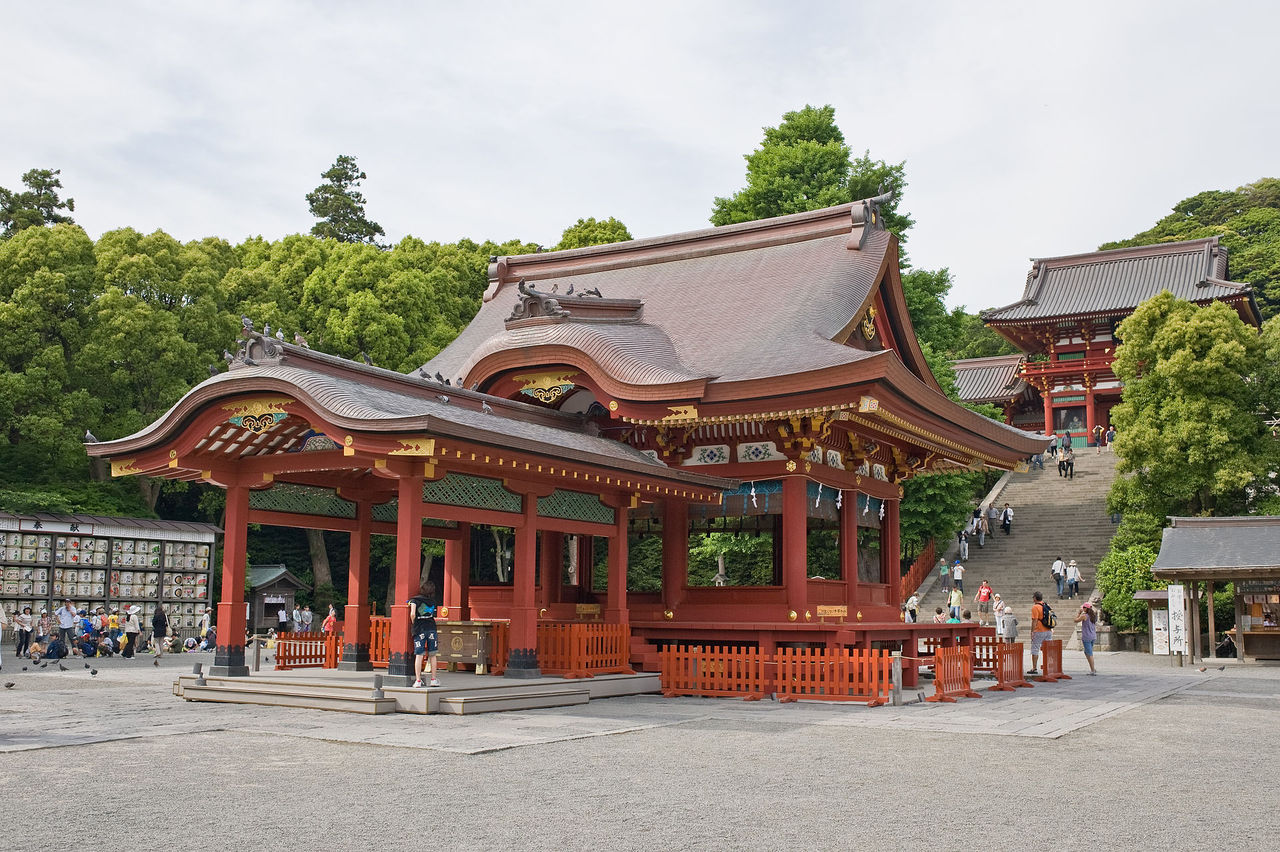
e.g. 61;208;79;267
514;371;579;404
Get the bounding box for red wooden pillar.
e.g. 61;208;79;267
782;475;808;614
1042;390;1054;435
606;500;630;626
841;490;859;606
507;494;540;678
661;498;688;612
212;483;250;676
340;500;372;670
539;531;563;612
1085;386;1097;444
881;499;902;610
387;471;424;684
444;522;471;620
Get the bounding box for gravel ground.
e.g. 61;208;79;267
1;652;1275;850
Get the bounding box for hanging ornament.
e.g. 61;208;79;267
862;496;871;516
814;483;823;508
749;482;757;509
836;490;843;510
879;500;886;521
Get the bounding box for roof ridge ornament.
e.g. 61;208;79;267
507;278;571;324
226;321;285;371
851;187;893;250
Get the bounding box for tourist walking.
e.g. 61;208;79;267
951;561;965;592
56;599;78;649
986;503;999;532
152;604;169;663
1048;433;1059;458
973;580;994;626
957;528;969;561
1066;559;1082;599
1092;424;1104;453
122;606;141;658
1076;603;1098;674
301;605;314;633
277;605;289;634
15;605;34;659
938;559;951;593
1105;426;1116;451
1000;503;1014;535
1063;448;1075;479
977;511;988;547
408;580;440;688
1028;592;1054;674
1051;556;1067;598
948;587;963;619
1000;604;1019;643
905;593;920;623
322;605;338;634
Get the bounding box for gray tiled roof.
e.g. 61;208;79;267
951;355;1028;403
984;237;1249;323
1153;517;1280;577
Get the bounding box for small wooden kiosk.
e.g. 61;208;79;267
1152;516;1280;662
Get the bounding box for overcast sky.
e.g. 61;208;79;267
4;1;1276;312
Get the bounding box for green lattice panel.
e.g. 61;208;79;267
422;473;522;514
370;499;454;528
250;483;356;519
537;489;615;524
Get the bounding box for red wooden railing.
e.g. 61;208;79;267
775;647;893;706
900;539;936;602
660;645;768;700
1036;639;1072;683
486;621;629;678
369;616;391;669
920;634;1002;672
925;646;982;702
989;643;1033;691
274;632;340;670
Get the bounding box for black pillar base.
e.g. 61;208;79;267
339;642;373;671
504;647;541;679
211;644;249;678
386;651;415;686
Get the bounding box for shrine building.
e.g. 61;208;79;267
87;195;1044;684
959;237;1261;440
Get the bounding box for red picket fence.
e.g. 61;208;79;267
775;647;893;707
539;622;633;678
369;616;391;669
489;620;510;676
274;632;340;670
660;645;768;701
900;539;936;602
925;646;982;702
919;634;1001;673
1036;639;1072;683
988;642;1033;692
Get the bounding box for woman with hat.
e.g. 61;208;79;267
15;605;34;659
122;605;142;659
1065;559;1082;599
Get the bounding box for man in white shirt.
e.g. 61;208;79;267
56;600;78;648
951;561;965;593
1065;560;1082;599
277;606;289;634
1051;556;1067;599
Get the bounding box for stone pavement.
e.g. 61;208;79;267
2;649;1277;847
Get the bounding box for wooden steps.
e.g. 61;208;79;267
182;683;397;714
438;688;589;715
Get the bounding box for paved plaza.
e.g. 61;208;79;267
2;649;1276;849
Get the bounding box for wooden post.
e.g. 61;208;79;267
1085;386;1097;445
1207;580;1217;659
507;493;540;678
1042;392;1054;436
882;499;902;610
841;490;859;604
606;499;630;626
444;522;471;620
662;498;688;611
387;471;424;684
212;482;250;677
539;530;562;612
340;500;372;670
782;475;808;614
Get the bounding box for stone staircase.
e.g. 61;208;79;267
918;450;1120;642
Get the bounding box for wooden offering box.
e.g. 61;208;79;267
438;620;494;674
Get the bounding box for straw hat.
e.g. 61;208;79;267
1068;559;1078;566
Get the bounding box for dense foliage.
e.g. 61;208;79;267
1101;178;1280;320
306;154;385;244
0;168;76;238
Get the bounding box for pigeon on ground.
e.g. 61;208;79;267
40;662;47;669
1218;665;1226;671
84;662;90;669
90;669;98;676
58;663;67;671
4;682;13;689
22;666;27;671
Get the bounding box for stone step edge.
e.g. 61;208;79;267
437;689;590;715
182;684;398;714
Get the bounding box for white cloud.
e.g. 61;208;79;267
2;0;1275;311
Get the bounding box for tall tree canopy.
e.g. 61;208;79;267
306;155;385;244
553;216;632;251
1101;178;1280;320
1109;292;1271;517
0;168;76;238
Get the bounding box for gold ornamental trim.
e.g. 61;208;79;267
840;409;1012;469
110;458;141;477
660;404;698;423
622;402;854;427
387;438;436;457
514;371;579;404
861;306;877;341
221;396;295;420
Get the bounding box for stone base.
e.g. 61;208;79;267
213;644;247;676
338;660;374;672
209;665;251;678
503;647;541;679
386;651;415;686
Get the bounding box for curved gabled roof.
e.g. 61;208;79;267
423;200;933;392
984;237;1257;324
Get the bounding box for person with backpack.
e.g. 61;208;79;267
1028;591;1056;675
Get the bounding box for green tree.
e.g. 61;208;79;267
553;217;632;251
1109;292;1267;517
1100;178;1280;320
1095;544;1160;631
0;168;76;238
306;155;385;245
